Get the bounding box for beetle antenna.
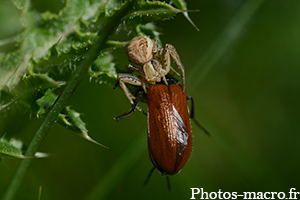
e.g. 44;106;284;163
187;95;210;136
143;167;155;186
113;81;119;89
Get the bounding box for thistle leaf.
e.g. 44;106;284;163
36;89;107;147
172;0;199;31
0;137;24;159
0;137;49;159
0;0;194;146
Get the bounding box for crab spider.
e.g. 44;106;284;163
116;36;186;112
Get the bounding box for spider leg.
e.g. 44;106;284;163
153;40;159;60
126;64;139;72
116;73;144;113
169;66;180;76
165;44;186;91
153;47;170;86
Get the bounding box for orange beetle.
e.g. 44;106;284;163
147;81;192;176
115;78;209;188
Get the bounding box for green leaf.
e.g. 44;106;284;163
35;89;57;116
0;0;107;91
0;137;48;159
2;1;137;198
135;23;161;42
0;137;24;159
171;0;199;31
1;0;190;148
89;53;118;85
36;89;107;147
2;73;66;113
124;1;180;26
29;39;125;84
0;97;18;111
60;107;108;148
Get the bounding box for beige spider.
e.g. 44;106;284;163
116;36;185;112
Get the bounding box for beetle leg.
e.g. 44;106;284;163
165;44;186;91
117;73;144;113
143;167;155;186
186;95;210;136
166;176;171;191
114;90;146;120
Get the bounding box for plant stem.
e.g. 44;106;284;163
2;1;137;199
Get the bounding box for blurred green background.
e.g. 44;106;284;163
1;0;300;199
